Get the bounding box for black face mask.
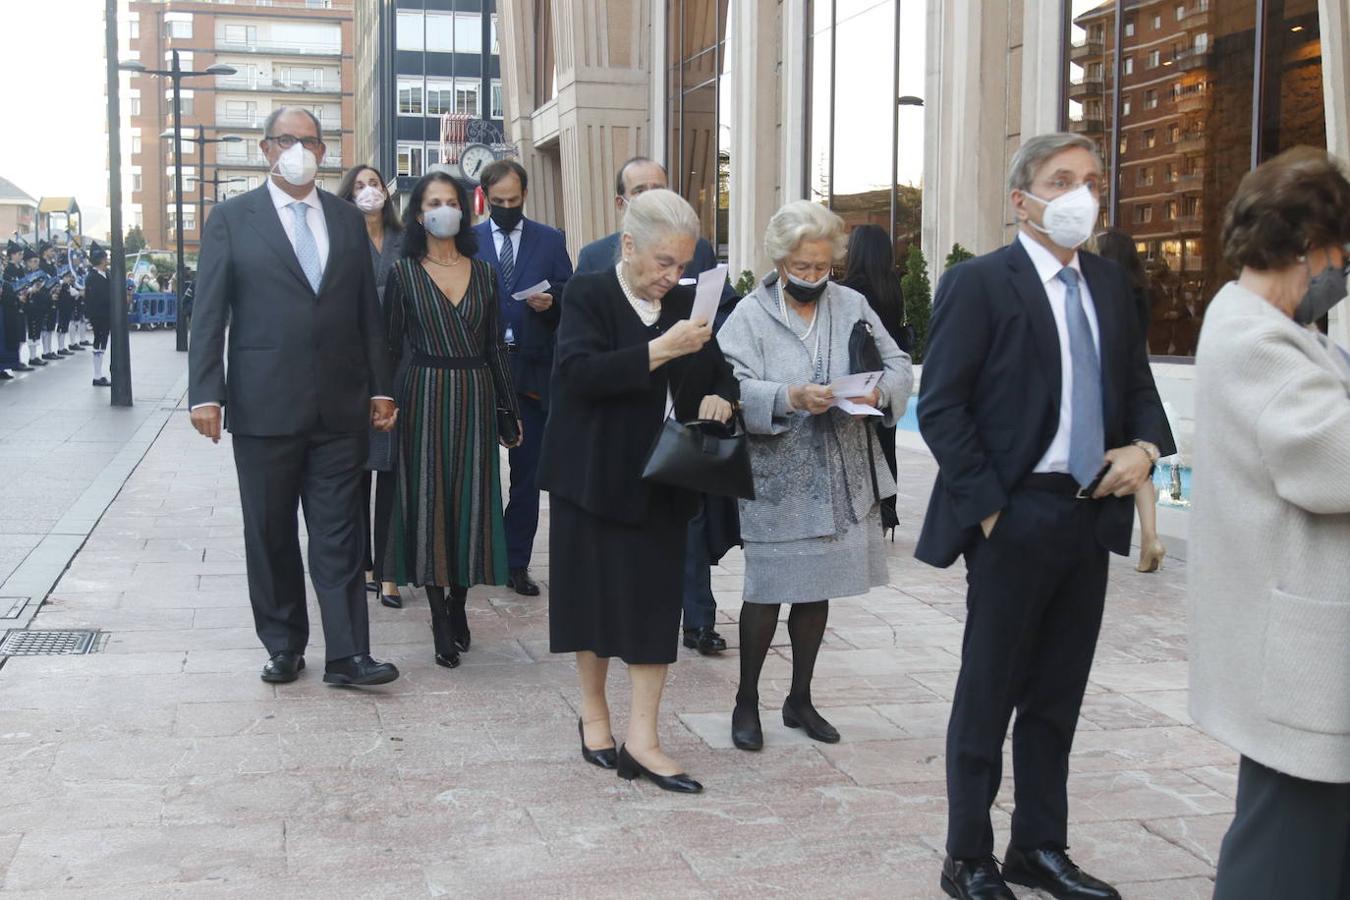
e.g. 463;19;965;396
783;272;829;304
490;204;524;233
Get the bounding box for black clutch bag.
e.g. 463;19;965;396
641;412;755;501
365;427;395;472
497;407;520;445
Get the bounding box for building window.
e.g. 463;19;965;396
397;80;423;116
1144;90;1158;110
129;97;140;116
1164;162;1176;183
1152;13;1162;29
169;88;194;117
1176;4;1185;20
1123;56;1133;76
132;134;142;154
491;80;504;119
1121;95;1131;117
1136;167;1154;187
222;24;256;46
396;143;424;177
128;18;139;39
1133;204;1153;224
396;11;484;54
1119;135;1128;154
1168;122;1180;143
132;173;142;192
1124;18;1135;37
1146;49;1160;68
1165;199;1179;219
164;11;192;39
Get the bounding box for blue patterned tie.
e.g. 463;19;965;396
288;201;323;293
497;227;515;288
1057;267;1105;487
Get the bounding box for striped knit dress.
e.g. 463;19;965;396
383;257;520;588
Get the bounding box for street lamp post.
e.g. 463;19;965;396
105;0;131;407
160;127;241;289
119;55;236;352
893;95;924;246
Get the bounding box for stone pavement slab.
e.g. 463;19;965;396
0;388;1235;897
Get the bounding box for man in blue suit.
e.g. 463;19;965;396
576;156;739;657
474;159;573;596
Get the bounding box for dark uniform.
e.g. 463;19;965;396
0;243;26;375
20;249;47;366
85;245;111;387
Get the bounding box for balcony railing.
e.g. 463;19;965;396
1175;214;1203;233
213;39;342;57
1177;169;1205;190
215;115;342;131
1067;76;1105;100
1070;39;1104;62
1175;93;1207;113
1177;133;1207;153
215;76;340;94
1174;47;1212;71
1180;2;1212;29
1068;116;1105;134
214;154;342;171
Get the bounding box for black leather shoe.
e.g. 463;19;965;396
43;353;59;360
261;652;304;684
940;855;1015;900
731;700;763;751
782;696;840;743
323;654;399;686
1001;847;1120;900
506;568;540;596
0;371;11;380
57;349;72;356
578;718;617;769
69;345;85;352
12;364;33;371
92;378;110;387
682;626;727;655
380;592;402;609
27;358;46;366
616;745;702;793
364;580;380;594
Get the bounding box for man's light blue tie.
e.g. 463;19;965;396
288;201;323;293
1057;267;1105;487
497;228;515;288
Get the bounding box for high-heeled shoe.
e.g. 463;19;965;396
782;697;840;743
380;592;402;609
616;745;702;793
578;718;617;769
1136;540;1167;573
731;700;764;751
449;586;470;653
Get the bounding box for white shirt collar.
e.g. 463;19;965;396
490;217;522;237
1017;230;1083;286
266;176;321;213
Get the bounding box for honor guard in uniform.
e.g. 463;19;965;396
36;242;60;361
84;243;111;387
21;248;48;366
1;242;29;376
53;258;81;357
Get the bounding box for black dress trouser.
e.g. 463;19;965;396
945;486;1110;859
232;430;371;661
1214;756;1350;900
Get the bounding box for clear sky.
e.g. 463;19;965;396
0;3;120;240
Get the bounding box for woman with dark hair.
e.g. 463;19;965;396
841;224;908;536
383;172;522;669
1190;146;1350;900
338;164;407;607
1092;228;1166;572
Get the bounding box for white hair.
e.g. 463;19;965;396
620;188;700;251
1007;132;1100;193
763;200;846;264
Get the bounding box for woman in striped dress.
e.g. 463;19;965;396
383;172;522;669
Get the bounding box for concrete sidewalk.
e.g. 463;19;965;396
0;375;1233;898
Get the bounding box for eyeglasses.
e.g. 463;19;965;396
266;134;323;151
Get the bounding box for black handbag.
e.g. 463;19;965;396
497;407;520;445
641;411;755;501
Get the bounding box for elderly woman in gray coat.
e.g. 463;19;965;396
1190;147;1350;900
718;201;912;751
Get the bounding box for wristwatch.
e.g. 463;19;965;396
1131;439;1161;463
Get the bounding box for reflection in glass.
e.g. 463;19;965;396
667;0;730;253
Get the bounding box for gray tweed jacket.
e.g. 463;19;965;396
718;279;913;543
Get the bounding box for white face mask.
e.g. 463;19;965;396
272;142;318;187
354;184;385;213
422;205;463;239
1024;184;1099;250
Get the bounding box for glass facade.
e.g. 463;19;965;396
666;0;731;257
807;0;925;260
1064;0;1326;357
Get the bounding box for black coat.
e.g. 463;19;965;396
84;269;110;330
915;239;1175;567
537;270;739;526
188;185;393;436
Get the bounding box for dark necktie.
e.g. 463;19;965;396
497;228;515;288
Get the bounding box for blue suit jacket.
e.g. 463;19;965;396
575;232;738;322
474;218;573;401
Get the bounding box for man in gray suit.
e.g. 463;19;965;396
189;107;400;687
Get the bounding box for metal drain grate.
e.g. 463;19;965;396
0;629;99;656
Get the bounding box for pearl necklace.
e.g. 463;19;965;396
616;262;661;326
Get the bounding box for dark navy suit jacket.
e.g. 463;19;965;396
915;239;1175;568
473;218;573;402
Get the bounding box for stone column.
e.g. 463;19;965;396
727;0;785;278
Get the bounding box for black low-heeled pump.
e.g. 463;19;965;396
782;697;840;743
578;718;617;769
616;745;703;794
731;701;764;751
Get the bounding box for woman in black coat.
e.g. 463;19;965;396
538;190;738;795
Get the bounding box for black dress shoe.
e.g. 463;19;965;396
43;353;59;360
1001;847;1120;900
323;653;399;686
12;364;33;371
941;855;1015;900
27;358;46;366
616;745;702;793
70;345;85;352
782;696;840;743
578;718;617;769
92;378;111;387
57;349;72;356
0;371;11;380
261;652;305;684
365;580;380;594
731;700;763;751
682;626;727;655
380;592;402;609
506;568;540;596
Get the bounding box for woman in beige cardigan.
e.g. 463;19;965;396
1190;146;1350;900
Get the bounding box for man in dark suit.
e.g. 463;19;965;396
83;243;112;387
918;133;1174;900
189;107;400;688
575;156;739;655
473;159;573;597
